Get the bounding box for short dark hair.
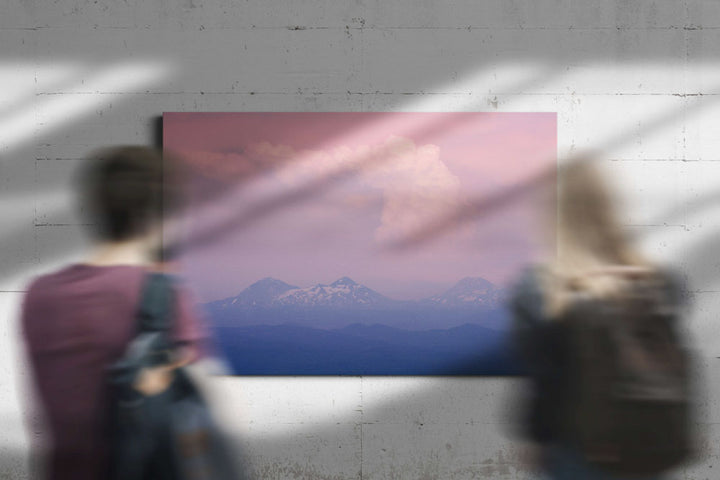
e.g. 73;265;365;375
78;146;180;242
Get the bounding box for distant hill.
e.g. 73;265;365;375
425;276;504;307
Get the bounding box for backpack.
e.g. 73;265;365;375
560;272;693;476
107;273;244;480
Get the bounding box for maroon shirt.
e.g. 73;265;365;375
21;264;206;480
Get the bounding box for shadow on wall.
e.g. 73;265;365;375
2;1;720;477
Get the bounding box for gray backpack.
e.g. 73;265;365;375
107;273;245;480
561;273;694;476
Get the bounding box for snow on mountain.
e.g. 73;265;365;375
275;277;391;307
211;276;391;309
425;277;503;307
214;277;298;307
210;275;505;311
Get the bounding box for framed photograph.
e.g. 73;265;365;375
164;112;556;375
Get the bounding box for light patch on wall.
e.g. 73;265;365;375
0;63;85;114
201;376;428;438
0;61;174;152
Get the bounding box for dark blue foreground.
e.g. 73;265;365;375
212;323;522;375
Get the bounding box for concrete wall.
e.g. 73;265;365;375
1;1;719;478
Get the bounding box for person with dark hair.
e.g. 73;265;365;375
80;146;172;242
21;146;206;480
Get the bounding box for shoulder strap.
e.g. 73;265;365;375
136;272;176;335
511;266;547;326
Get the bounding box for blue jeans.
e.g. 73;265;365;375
541;445;664;480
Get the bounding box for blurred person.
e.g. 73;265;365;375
510;159;695;479
21;146;206;479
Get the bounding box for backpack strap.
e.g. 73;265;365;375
131;272;177;367
136;272;176;335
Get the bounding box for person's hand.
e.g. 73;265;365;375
133;365;175;396
515;442;544;472
132;347;195;396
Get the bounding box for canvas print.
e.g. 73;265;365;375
163;112;556;375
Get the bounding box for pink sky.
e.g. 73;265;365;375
164;112;556;302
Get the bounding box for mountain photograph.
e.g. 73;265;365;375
167;112;555;375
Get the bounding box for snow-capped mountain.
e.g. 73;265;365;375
206;275;508;330
425;277;503;307
212;276;391;309
275;277;391;307
213;277;298;307
210;275;505;313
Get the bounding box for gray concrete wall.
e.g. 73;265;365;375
1;1;719;478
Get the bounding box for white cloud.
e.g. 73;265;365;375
269;136;462;243
185;136;463;244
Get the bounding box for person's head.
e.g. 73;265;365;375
77;146;181;247
555;158;639;266
544;157;648;313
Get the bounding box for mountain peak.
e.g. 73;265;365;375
244;277;299;293
253;277;295;288
331;276;357;287
218;277;298;307
455;276;495;290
